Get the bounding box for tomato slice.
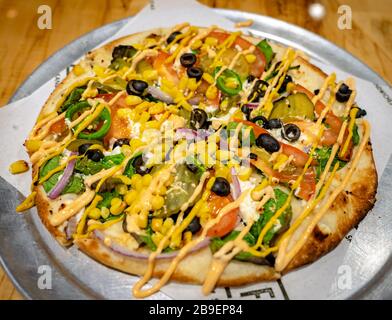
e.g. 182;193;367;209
233;119;311;167
206;194;239;238
49;118;67;134
152;51;179;84
208;31;266;77
250;159;316;200
294;84;353;159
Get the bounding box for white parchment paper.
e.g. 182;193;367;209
1;0;392;299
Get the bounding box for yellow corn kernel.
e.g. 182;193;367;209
115;184;128;195
117;108;133;119
142;69;158;81
162;217;174;235
125;95;142;106
9;160;29;174
245;54;256;64
220;98;229;110
273;154;289;171
206;85;218;100
116;175;133;186
139;111;150;124
142;174;152;186
130;139;144;152
191;39;203;50
88;207;102;220
187;78;198;91
215;165;229;179
286;82;295;93
183;231;193;244
151;232;165;247
100;207;110;219
251;179;269;201
72;64;85;76
127;202;141;216
124;189;138;205
206;177;216;191
157;185;167;196
16;192;36;212
231;108;243;120
149;102;165;115
151;195;164;211
225;77;239;89
110;198;126;215
145;120;160;129
238;167;253;181
202;73;215;84
93;65;106;77
137;211;148;228
131;174;143;190
25;139;42;153
151;218;163;232
205;37;218;46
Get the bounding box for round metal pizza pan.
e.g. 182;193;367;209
1;9;392;300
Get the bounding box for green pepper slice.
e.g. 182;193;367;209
215;67;242;96
66;101;112;140
256;39;273;67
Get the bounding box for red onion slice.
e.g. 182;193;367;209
175;128;197;141
230;166;241;200
48;152;77;199
93;229;210;260
147;86;174;104
244;103;259;109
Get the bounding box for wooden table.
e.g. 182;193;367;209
0;0;390;300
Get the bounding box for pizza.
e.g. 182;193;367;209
15;23;377;298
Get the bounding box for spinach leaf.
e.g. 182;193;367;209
352;123;360;146
40;156;84;194
250;188;292;246
313;147;347;179
97;190;119;209
102;153;125;169
74;157;104;175
139;226;157;251
123;151;143;178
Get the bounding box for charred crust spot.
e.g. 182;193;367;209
49;209;53;214
313;226;329;241
59;203;66;210
101;59;104;63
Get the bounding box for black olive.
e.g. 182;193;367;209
187;67;203;81
265;253;276;266
86;149;104;162
247;74;256;83
186;162;199;174
251;115;268;128
180;53;197;68
190;108;208;130
281;123;301;142
126;80;148;96
211;177;231;196
249;152;258;160
278;75;293;93
268;118;283;129
167;31;181;44
256;134;280;153
132;155;151;176
248;79;268;102
185;216;201;234
113;138;130;149
78;143;93;154
355;107;367;118
336;83;352;103
241;105;251;120
314;89;320;95
112;45;136;61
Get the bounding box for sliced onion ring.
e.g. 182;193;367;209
93;229;210;260
48;152;77;199
147;86;174;104
230;166;241;200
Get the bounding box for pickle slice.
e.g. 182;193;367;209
270;93;315;121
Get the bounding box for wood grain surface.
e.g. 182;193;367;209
0;0;390;300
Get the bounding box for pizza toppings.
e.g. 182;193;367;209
19;24;374;298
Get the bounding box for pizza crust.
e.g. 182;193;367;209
31;26;378;287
